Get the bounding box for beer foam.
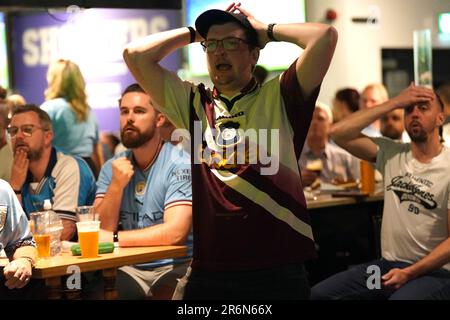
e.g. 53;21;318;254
76;221;100;232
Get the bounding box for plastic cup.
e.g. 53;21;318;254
360;160;375;194
30;212;51;259
76;205;96;222
76;221;100;258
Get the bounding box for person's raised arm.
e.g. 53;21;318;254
330;84;435;162
123;28;201;109
233;3;337;98
382;208;450;289
94;157;133;231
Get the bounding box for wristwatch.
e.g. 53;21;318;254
113;231;119;243
18;256;35;268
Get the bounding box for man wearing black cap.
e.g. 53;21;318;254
124;2;337;299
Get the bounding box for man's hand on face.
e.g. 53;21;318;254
10;149;29;191
392;83;435;110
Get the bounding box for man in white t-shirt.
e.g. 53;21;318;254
312;84;450;300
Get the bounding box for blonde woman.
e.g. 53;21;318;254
41;59;103;177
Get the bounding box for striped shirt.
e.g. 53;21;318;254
0;179;35;257
164;60;319;271
21;148;96;221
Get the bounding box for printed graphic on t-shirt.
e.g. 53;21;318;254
135;181;146;196
119;210;163;229
171;168;191;182
386;172;437;213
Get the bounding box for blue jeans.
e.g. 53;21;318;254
311;259;450;300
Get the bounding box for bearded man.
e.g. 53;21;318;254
93;83;192;299
9;104;96;240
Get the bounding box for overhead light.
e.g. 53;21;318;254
438;13;450;34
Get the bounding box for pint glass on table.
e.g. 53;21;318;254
360;160;375;194
30;212;51;259
76;205;96;222
76;221;100;258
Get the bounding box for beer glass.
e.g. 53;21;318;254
306;159;323;177
30;212;51;259
360;160;375;194
76;205;96;222
76;221;100;258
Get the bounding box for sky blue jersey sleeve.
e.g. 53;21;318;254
0;180;35;258
96;159;114;196
164;152;192;208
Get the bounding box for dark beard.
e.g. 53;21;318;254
27;147;43;161
382;128;403;140
14;143;43;161
121;127;155;148
407;128;427;143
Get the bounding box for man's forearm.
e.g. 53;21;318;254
331;101;394;143
118;223;186;247
124;27;192;63
123;27;194;108
61;219;77;241
403;237;450;280
13;245;37;264
269;23;336;49
95;184;124;231
118;205;192;247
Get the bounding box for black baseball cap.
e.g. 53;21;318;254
195;9;259;48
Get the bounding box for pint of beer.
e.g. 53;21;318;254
30;212;51;258
306;159;323;176
76;221;100;258
34;234;51;258
360;160;375;194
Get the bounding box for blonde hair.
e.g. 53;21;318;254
316;101;333;123
44;59;89;122
362;83;389;102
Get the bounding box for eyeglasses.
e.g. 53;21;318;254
7;125;46;138
201;37;248;53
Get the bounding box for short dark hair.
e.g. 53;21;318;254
253;65;269;85
0;103;9;128
0;86;7;100
118;83;146;106
12;104;52;130
335;88;360;113
437;82;450;105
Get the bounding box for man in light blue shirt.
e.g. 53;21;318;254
0;179;38;298
8;105;96;241
94;84;192;299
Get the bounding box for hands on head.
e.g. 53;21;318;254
392;83;435;110
224;2;270;49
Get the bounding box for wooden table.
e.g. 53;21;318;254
32;245;187;299
307;192;384;209
305;192;384;285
